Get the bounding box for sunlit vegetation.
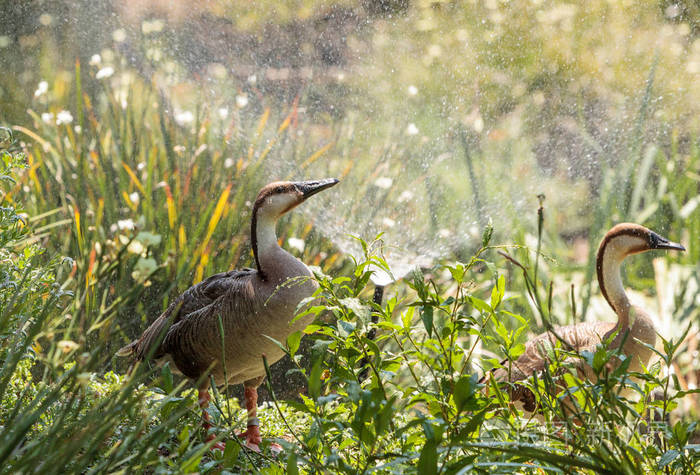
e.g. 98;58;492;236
1;0;699;472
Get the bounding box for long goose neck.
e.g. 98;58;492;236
251;204;279;278
251;205;300;281
596;235;632;331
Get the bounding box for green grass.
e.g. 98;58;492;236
1;1;700;472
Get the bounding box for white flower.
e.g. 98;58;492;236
288;237;305;252
41;112;54;124
112;29;127;42
407;85;418;96
58;340;79;354
142;19;164;34
235;95;249;108
374;177;393;189
129;192;140;204
137;162;146;170
382;217;396;228
34;81;48;97
96;66;114;79
224;158;235;168
117;219;135;230
438;228;451;238
247;74;257;85
406;123;419;135
74;125;81;133
174;111;194;125
218;107;229;120
89;54;102;66
128;240;145;255
398;190;414;203
56;110;73;125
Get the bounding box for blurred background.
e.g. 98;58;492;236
0;0;699;398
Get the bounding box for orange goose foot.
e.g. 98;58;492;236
236;420;282;453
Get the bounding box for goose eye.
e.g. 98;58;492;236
275;186;284;193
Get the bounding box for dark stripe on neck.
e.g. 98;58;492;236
250;201;264;277
596;226;645;313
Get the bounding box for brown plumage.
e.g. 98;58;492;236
117;178;339;451
484;223;685;415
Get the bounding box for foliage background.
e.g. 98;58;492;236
0;0;699;472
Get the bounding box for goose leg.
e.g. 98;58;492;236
236;376;282;453
198;386;225;452
237;380;263;451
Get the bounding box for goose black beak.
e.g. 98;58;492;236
652;232;686;252
296;178;339;199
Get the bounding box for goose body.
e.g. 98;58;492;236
487;223;684;414
118;178;339;450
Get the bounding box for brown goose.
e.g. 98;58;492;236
485;223;685;415
117;178;339;451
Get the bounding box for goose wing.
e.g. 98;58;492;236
121;268;257;362
485;321;616;412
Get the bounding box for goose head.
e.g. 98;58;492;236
597;223;685;260
596;223;685;314
254;178;339;219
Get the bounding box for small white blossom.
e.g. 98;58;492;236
142;19;164;34
218;107;229;120
129;192;140;204
374;177;393;189
137;162;146;170
247;74;257;85
235;95;249;108
128;240;145;255
406;123;419;135
382;217;396;228
96;66;114;79
74;125;81;133
56;110;73;125
438;228;452;238
41;112;54;124
57;340;79;354
224;158;235;168
117;219;135;231
288;237;305;252
34;80;48;97
407;85;418;96
89;54;102;66
398;190;414;203
112;29;127;42
174;111;194;125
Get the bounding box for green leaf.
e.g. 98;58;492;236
401;307;414;330
160;362;173;393
469;296;492;313
420;306;433;337
286;451;299;475
453;374;478;412
340;297;371;324
658;449;679;468
287;331;302;357
337;319;356;338
417;440;438;475
223;440;240;467
482;219;493;247
308;357;323;400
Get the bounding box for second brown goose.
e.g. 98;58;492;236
485;223;685;415
117;178;339;451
